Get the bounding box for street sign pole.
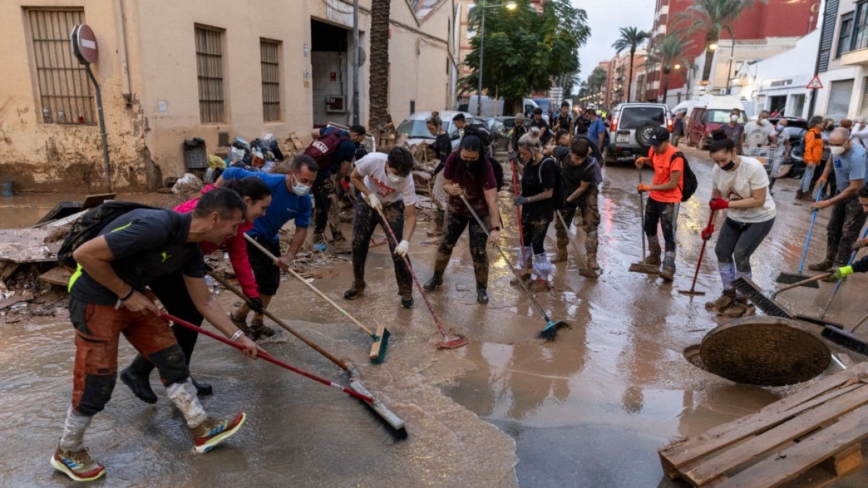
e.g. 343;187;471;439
84;65;111;191
71;24;111;191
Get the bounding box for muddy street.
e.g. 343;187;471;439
3;146;868;487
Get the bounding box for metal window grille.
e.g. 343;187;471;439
195;26;225;123
26;9;95;125
260;40;281;122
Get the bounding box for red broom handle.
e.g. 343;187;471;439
158;311;373;403
687;211;717;292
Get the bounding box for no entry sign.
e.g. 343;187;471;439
71;24;98;65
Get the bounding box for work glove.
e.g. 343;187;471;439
395;240;410;257
701;224;715;241
637;184;650;193
830;266;854;281
248;297;264;314
513;196;529;206
635;157;650;169
709;198;730;211
366;192;383;212
341;180;350;191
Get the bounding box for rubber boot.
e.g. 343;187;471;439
705;289;736;312
660;251;676;282
644;238;662;266
586;253;600;271
423;252;450;291
552;237;569;263
476;284;489;304
190;376;213;396
121;357;158;404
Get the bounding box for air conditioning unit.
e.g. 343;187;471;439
326;96;346;113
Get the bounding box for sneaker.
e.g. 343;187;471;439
191;412;246;454
807;260;834;272
120;366;157;404
722;299;749;318
229;312;248;329
660;266;675;282
249;321;277;340
705;290;736;312
344;288;364;300
423;276;443;291
51;445;106;482
401;297;414;309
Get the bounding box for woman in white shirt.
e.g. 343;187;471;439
702;130;777;318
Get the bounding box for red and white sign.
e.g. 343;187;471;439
71;24;99;65
806;75;823;90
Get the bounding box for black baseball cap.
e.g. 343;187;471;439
648;127;670;146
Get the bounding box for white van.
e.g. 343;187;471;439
466;96;539;118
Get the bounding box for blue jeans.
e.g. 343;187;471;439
800;164;816;193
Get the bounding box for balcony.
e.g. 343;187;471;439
841;48;868;66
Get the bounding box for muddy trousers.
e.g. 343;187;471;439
555;188;601;257
644;197;679;269
312;174;344;241
715;217;775;290
521;210;553;280
351;199;413;299
433;212;490;289
825;196;868;265
126;270;203;380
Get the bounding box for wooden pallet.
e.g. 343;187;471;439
659;362;868;487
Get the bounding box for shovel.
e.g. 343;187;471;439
629;167;660;274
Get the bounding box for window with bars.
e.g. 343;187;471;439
260;40;281;122
195;26;225;124
26;9;95;125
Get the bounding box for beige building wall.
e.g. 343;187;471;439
0;0;454;192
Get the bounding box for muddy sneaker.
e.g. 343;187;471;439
120;366;158;404
400;297;414;309
529;279;550;292
659;266;675;282
426;228;443;237
705;290;736;312
808;260;834;272
423;276;443;291
643;254;662;266
722;299;750;318
191;412;246;454
229;311;248;329
51;444;105;482
330;238;352;255
248;321;277;340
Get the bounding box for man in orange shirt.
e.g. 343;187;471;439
797;116;825;200
635;127;684;281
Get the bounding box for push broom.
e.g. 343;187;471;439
204;272;406;437
822;311;868;356
158;310;407;437
374;207;468;349
459;195;568;340
775;190;823;287
629;167;661;274
243;234;390;363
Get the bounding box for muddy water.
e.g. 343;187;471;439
2;151;868;486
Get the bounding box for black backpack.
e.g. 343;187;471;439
464;123;492;148
673;151;697;202
58;201;157;268
488;156;505;191
539;157;566;209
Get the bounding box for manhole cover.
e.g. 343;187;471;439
683;344;706;371
700;317;830;386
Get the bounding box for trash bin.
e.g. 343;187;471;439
183;137;208;170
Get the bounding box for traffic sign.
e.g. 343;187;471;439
71;24;98;65
806;75;823;90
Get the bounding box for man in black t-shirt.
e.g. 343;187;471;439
553;102;573;135
553;138;602;271
530;107;551;146
52;189;261;482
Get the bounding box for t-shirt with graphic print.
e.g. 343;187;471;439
69;209;205;307
354;152;418;206
712;156;776;223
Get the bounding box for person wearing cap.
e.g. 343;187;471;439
634;127;684;281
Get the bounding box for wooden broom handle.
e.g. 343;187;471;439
777;272;832;294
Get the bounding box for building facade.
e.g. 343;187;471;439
0;0;455;192
813;0;868;120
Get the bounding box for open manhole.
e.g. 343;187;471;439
684;317;831;387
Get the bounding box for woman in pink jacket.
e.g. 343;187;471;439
120;178;272;401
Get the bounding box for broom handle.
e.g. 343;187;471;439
158;311;373;403
243;234;375;337
373;207;450;340
638;168;647;259
686;211;717;292
206;271;349;372
822;226;868;317
777;272;832;293
511;157;527;263
555;210;583;260
797;190;824;274
850;311;868;333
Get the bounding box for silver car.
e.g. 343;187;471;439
605;103;673;163
396;110;475;152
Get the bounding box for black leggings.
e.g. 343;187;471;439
715;217;775;290
521;209;552;255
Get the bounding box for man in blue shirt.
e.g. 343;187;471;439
809;128;868;271
585;109;607;152
217;155;316;338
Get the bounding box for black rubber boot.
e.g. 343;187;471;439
121;360;157;405
423;275;443;291
476;286;489;304
191;376;213;396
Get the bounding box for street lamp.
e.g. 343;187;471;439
476;0;517;116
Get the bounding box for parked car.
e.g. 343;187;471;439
604;102;673;163
685;95;747;150
396;110;475;153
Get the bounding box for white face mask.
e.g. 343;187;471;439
730;115;739;122
776;124;784;132
831;146;846;156
291;175;311;196
387;172;402;184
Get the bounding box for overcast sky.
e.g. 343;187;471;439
575;0;657;80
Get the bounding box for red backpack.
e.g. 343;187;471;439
303;130;349;169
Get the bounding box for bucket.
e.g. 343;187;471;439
1;180;13;197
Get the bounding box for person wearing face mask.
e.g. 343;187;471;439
768;118;790;191
702;130;776;317
514;128;557;291
806;128;868;273
344;148;418;308
742;110;776;148
634;127;684;281
426;112;452;237
422;133;502;304
553;138;602;269
797;116;826;201
722;108;745;155
217;155;316;336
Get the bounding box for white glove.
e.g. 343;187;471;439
366;192;383;212
395;240;410;257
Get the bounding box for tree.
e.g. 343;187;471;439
368;0;390;131
460;0;590;112
645;31;693;103
586;67;608;105
612;27;650;103
675;0;766;83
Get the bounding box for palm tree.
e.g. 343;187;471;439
368;0;390;131
646;31;693;103
612;27;650;102
676;0;766;83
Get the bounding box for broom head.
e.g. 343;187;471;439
538;320;569;341
732;277;794;318
775;272;820;288
821;326;868;356
436;334;468;350
629;262;660;274
369;323;390;364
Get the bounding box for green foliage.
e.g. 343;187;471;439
646;31;694;72
459;0;590;100
612;27;651;56
675;0;767;44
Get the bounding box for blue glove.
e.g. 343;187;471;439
513;196;529;206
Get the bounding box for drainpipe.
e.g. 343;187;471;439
113;0;132;104
352;0;360;125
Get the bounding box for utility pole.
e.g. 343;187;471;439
352;0;360;125
477;0;486;117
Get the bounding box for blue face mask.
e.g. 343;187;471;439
292;175;311;196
